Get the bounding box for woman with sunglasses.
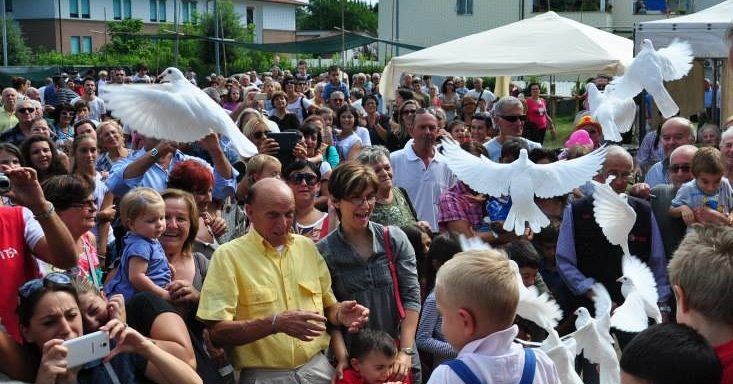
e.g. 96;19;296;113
387;100;419;153
317;162;422;384
20;135;68;183
242;115;279;158
53;103;76;153
16;273;202;384
285;160;331;242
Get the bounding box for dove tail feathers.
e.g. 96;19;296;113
503;202;550;236
650;86;679;119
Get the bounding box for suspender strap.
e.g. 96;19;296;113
519;348;537;384
383;226;405;320
443;359;482;384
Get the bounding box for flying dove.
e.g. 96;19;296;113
442;139;607;235
573;283;619;384
586;83;637;143
592;176;637;258
102;67;258;157
611;256;662;333
609;38;693;118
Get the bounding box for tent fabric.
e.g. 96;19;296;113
379;12;633;100
636;0;733;58
116;31;424;54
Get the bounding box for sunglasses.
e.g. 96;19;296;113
18;272;73;300
670;164;691;173
401;109;417;115
253;131;271;140
61;111;76;117
17;108;34;114
288;172;318;186
498;114;527;123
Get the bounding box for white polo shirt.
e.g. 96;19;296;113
390;143;456;230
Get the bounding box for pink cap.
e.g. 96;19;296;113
565;129;594;149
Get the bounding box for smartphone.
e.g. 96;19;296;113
254;93;268;101
267;131;300;168
63;331;111;368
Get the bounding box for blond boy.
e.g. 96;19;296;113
669;225;733;383
427;250;559;383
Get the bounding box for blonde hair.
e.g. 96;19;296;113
435;249;519;327
119;187;165;230
242;116;270;140
670;225;733;325
245;154;281;186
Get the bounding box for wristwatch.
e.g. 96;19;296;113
150;147;160;160
400;347;416;355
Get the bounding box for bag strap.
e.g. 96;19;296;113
519;348;537;384
383;226;405;320
443;359;482;384
398;187;419;222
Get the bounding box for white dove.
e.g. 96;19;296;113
457;234;563;329
611;256;662;333
586;83;637;143
592;175;636;258
442;139;607;235
609;38;693;118
541;329;583;384
573;283;619;384
102;67;258;157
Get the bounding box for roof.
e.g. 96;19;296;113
260;0;306;6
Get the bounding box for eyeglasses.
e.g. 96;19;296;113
61;111;76;117
603;170;634;181
252;130;271;140
401;109;417;116
288;172;318;186
347;195;377;206
17;108;34;114
18;272;72;300
498;115;527;123
670;164;691;173
70;198;96;209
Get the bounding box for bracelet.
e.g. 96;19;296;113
271;313;278;334
33;202;55;221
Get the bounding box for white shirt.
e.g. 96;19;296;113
466;88;496;113
427;325;560;384
287;95;313;124
71;96;106;122
390;144;456;230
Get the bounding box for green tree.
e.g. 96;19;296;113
1;14;31;65
102;19;155;58
297;0;377;34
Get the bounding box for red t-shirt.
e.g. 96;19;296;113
715;339;733;384
526;97;549;130
0;206;40;342
336;367;413;384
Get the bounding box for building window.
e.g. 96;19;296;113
5;1;11;12
159;0;166;22
113;0;121;20
70;36;80;54
149;0;157;21
532;0;607;12
124;0;132;19
81;0;90;18
246;6;254;25
182;1;197;24
69;0;79;18
456;0;473;15
82;36;92;53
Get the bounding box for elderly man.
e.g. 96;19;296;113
328;90;346;111
556;146;671;339
483;96;542;162
71;77;106;121
643;117;696;188
0;88;18;133
650;145;697;260
391;109;456;231
24;87;40;102
106;133;237;200
0;100;37;146
197;178;368;383
465;77;496;113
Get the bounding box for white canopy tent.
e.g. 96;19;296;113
379;11;633;99
636;0;733;58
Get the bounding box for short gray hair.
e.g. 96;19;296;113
355;145;390;166
490;96;523;126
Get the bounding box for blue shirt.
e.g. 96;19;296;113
106;149;238;200
671;178;733;213
644;159;669;188
484;137;542;162
322;81;350;101
105;233;171;301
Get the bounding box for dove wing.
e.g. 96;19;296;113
586;83;604;112
622;254;659;305
592;181;636;252
531;145;607;198
458;234;492;251
442;139;511;197
614;97;638;134
103;83;209;143
656;39;694;81
573;323;609;365
591;283;615;345
517;286;563;330
610;292;650;333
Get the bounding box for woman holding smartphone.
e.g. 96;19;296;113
16;273;202;384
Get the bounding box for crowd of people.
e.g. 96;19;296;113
0;51;732;384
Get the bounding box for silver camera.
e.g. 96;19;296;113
0;173;10;194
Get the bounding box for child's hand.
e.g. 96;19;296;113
681;206;696;225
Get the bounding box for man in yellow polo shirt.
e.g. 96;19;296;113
197;178;369;384
0;88;18;133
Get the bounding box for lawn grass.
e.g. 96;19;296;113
542;114;576;149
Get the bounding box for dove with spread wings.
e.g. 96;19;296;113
442;139;607;235
102;67;258;157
